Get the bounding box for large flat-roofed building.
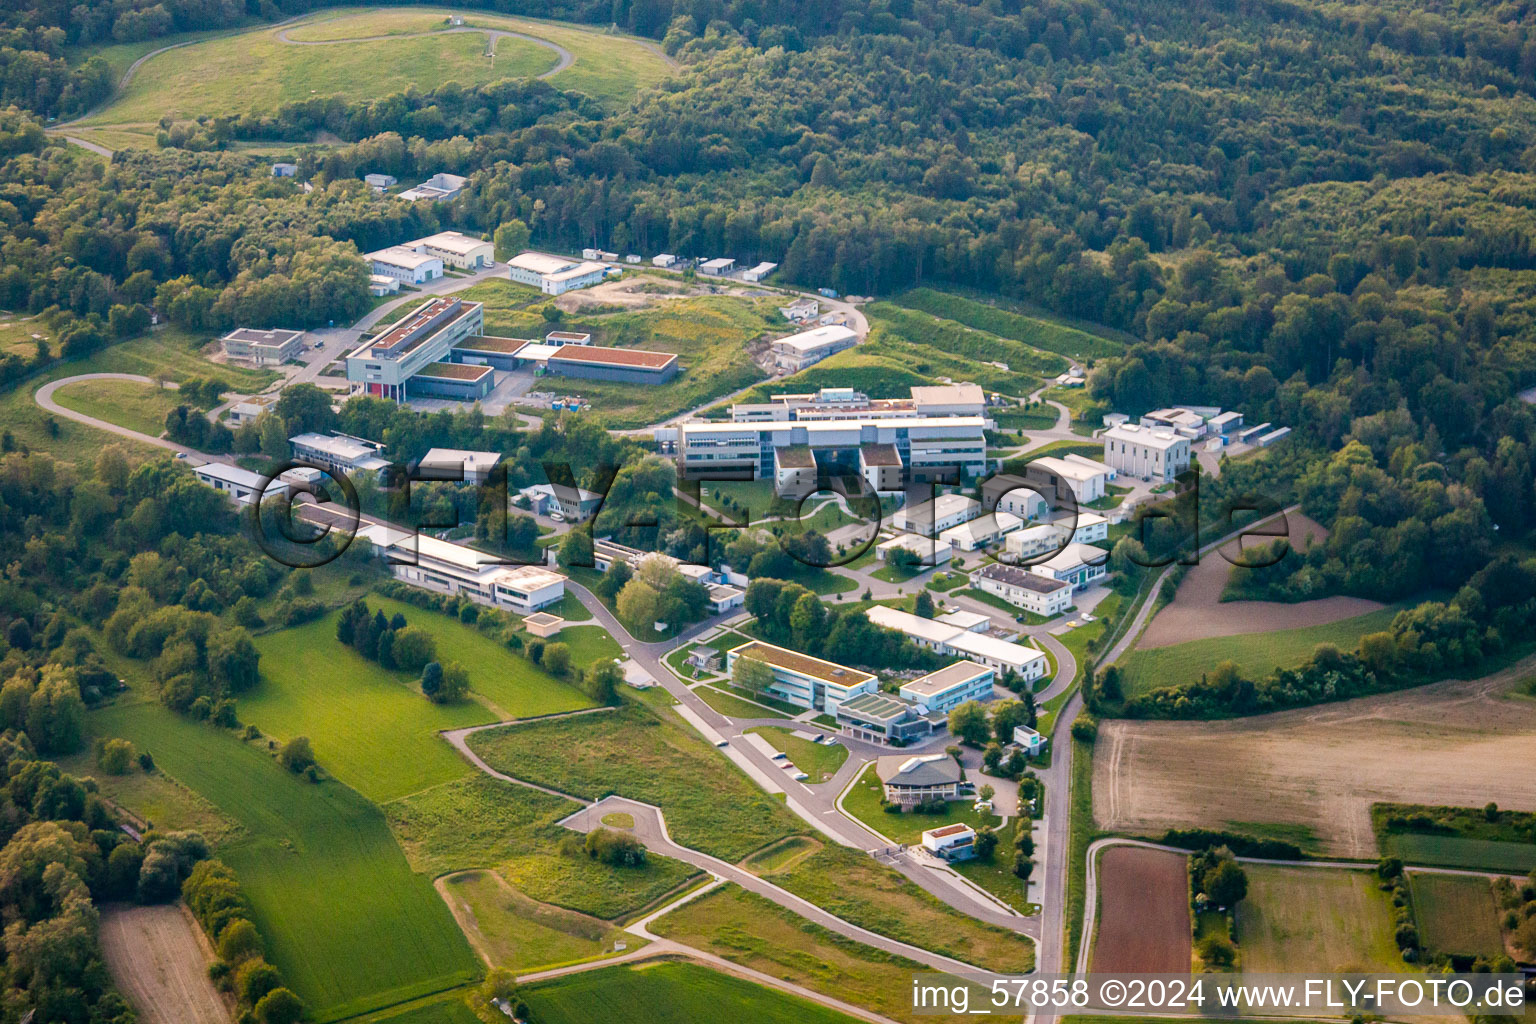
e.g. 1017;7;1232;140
677;416;986;495
877;533;953;567
410;231;493;269
940;510;1023;552
974;563;1073;617
507;251;608;295
451;334;529;370
1027;454;1112;504
289;432;391;479
724;640;877;715
221;327;303;365
699;257;735;276
1103;422;1192;482
346;298;484;402
731;384;986;423
898;661;994;714
397;172;466;202
374;532;566;613
836;691;941;745
865;605;1049;682
409;361;493;401
771;324;858;370
893;493;981;535
192;463;290;505
545;344;679;384
419;448;502;484
367;245;444;284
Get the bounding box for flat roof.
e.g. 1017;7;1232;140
363;297;458;357
773;324;857;352
367;246;442;269
902;660;992;699
925;823;975;839
548;345;677;370
775;445;815;469
515;343;561;361
860;443;902;467
416;361;492;381
1031;455;1109;481
421;448;501;469
700;257;735;270
523;612;563;627
730;640;876;688
947;631;1047;669
491;564;566;592
1037;542;1109;572
455;335;529;354
838;691;911;722
224;327;302;346
289;432;388;465
865;605;964;645
546;331;591;343
978;563;1071;593
1105;423;1186;449
547;261;608;282
193;462;270;489
745;261;777;274
910;383;984;406
508;251;577;275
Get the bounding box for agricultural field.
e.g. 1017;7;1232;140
1089;846;1190;973
1093;664;1536;857
522;958;863;1024
1233;866;1402;973
1117;603;1407;697
744;726;847;782
842;764;1001;845
1138;514;1383;650
436;869;639;971
71;7;673;133
1375;802;1536;872
1410;874;1506;958
100;904;231;1024
465;702;803;860
645;885;944;1024
384;773;700;920
87;696;478;1021
892;288;1127;360
50;378;183;437
1383;835;1536;873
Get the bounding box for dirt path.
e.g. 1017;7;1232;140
1138;512;1385;648
274;23;574;76
100;904;231;1024
1095;653;1536;857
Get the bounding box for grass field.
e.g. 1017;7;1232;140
351;991;482;1024
841;764;1000;845
9;329;276;465
385;773;699;920
437;869;637;970
645;885;943;1024
88;697;478;1021
740;835;822;874
744;726;847;783
52;378;186;438
1117;604;1405;696
466;703;802;861
1410;873;1505;957
523;958;862;1024
953;816;1033;913
865;303;1068;386
1233;866;1402;973
892;288;1125;360
1383;834;1536;872
365;594;596;719
691;684;792;720
55;750;241;843
248;615;497;804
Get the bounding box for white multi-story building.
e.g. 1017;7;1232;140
220;327;304;366
974;563;1074;617
409;231;493;269
676;416;987;497
898;660;994;714
731;385;986;424
367;530;565;613
1027;455;1112;504
770;324;858;370
725;640;877;714
1102;423;1192;482
507;251;608;295
864;606;1048;682
344;297;487;402
1029;541;1110;591
290;432;391;479
893;493;982;534
367;246;444;284
876;533;953;566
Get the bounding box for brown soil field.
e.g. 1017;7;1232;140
1139;514;1384;648
1089;846;1192;973
1094;656;1536;857
100;904;231;1024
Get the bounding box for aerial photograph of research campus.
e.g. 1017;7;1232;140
5;1;1536;1023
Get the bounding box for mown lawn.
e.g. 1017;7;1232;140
87;698;479;1021
385;773;699;920
465;702;804;861
841;764;1000;845
524;958;863;1024
745;726;847;782
694;685;792;720
954;816;1033;913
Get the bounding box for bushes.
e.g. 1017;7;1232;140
1159;829;1302;861
185;860;303;1021
277;736;314;773
584;827;647;867
93;737;134;775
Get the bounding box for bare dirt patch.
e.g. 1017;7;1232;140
100;904;231;1024
555;274;759;312
1138;513;1384;648
1090;846;1191;973
1095;656;1536;857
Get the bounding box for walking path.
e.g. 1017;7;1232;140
34;373;202;457
273;23;574;76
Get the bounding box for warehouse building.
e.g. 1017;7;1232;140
367;245;444;284
345;297;484;402
407;361;493;401
1102;423;1192;482
770;324;858;370
507;251;608;295
545;345;679;384
221;327;304;366
409;231;493;269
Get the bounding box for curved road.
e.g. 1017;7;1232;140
34;373;206;457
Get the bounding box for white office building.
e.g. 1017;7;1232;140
893;493;981;535
1103;423;1192;482
1027;455;1112;504
192;463;289;506
1029;542;1110;591
770;324;858;370
865;606;1048;681
370;531;565;613
409;231;493;269
974;563;1074;617
899;661;995;714
290;432;391;479
507;251;608;295
367;246;444;284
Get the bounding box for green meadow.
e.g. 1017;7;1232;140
87;698;478;1022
